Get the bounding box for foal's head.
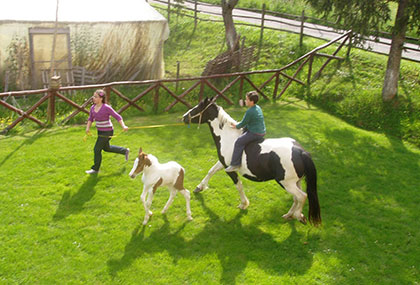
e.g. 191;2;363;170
183;97;218;126
129;147;152;179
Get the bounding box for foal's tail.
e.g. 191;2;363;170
302;151;321;226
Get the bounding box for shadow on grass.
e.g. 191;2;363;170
305;125;420;282
52;174;99;221
108;193;318;283
52;168;126;220
0;129;46;168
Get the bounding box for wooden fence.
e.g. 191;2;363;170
0;31;352;134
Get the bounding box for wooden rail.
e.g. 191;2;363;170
0;32;351;134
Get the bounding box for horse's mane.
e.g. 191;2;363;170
146;154;158;165
217;106;237;126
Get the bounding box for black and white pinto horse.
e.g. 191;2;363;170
183;97;321;226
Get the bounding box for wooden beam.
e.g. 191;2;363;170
166;81;201;111
111;87;145;113
279;71;305;85
118;83;159;113
159;83;192;108
61;97;92;125
2;94;49;132
314;52;344;60
243;76;269;100
276;56;311;99
55;92;90;114
0;99;44;127
203;79;233;105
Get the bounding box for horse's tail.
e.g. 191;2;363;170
302;151;321;226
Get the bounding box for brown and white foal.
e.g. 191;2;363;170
129;148;192;225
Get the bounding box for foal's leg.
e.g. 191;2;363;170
179;189;193;220
140;185;151;216
194;161;224;193
142;187;155;225
162;188;177;214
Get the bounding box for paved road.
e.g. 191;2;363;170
149;0;420;62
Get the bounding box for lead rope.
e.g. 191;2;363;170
83;123;184;141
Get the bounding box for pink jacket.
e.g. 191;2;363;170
88;104;122;131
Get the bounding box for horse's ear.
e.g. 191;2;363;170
208;96;216;105
204;97;214;106
139;147;142;154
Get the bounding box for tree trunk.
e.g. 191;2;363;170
222;0;239;51
382;0;409;102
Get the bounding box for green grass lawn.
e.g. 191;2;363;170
1;5;419;284
1;100;419;283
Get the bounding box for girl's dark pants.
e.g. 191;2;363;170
231;131;264;166
91;130;127;171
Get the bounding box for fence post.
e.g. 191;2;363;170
104;86;111;104
176;61;180;91
299;10;305;48
167;0;171;23
346;31;353;59
239;75;244;102
194;0;198;28
307;54;314;92
199;79;205;102
273;73;280;100
154;84;160;113
47;75;61;125
257;3;266;65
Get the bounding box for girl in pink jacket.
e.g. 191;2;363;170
85;89;129;174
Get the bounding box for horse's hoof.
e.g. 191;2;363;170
299;215;307;225
194;187;202;193
187;216;193;221
282;214;293;221
237;202;249;210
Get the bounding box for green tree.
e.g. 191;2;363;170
305;0;420;102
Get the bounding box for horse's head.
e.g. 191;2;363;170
129;147;152;179
183;97;218;126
